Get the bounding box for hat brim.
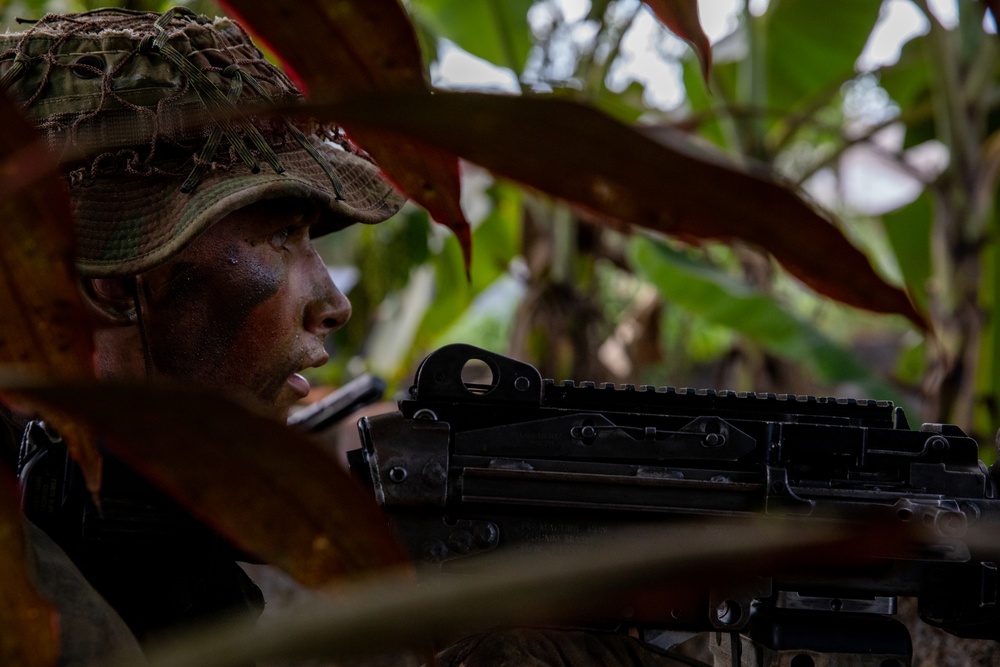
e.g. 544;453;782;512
73;139;405;278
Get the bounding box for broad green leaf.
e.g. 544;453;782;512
877;33;937;149
304;91;926;327
877;34;932;111
324;209;433;381
0;93;101;496
408;0;534;74
681;57;728;149
630;236;894;396
766;0;882;111
894;336;927;388
643;0;712;82
0;471;59;667
416;182;521;349
976;200;1000;446
222;0;473;274
3;381;411;587
881;193;933;313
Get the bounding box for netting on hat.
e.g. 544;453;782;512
0;6;361;197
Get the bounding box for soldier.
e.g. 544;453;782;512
3;6;402;662
5;7;681;666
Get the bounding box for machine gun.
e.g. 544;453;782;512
351;344;1000;666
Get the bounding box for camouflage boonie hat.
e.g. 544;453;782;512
0;7;404;278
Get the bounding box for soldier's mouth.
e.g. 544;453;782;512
287;372;311;398
286;353;329;400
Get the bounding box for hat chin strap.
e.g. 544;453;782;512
129;275;156;382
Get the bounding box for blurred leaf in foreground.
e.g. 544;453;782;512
221;0;473;274
0;470;59;667
0;92;101;496
300;91;926;327
2;380;410;587
138;518;914;667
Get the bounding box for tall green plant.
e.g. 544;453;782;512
381;0;917;407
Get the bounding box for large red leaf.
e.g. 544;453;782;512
2;380;410;586
221;0;472;273
0;471;59;667
0;97;102;495
298;92;926;327
644;0;712;82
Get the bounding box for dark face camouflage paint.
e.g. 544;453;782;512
139;198;350;419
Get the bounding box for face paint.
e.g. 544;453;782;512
150;249;281;377
137;199;349;419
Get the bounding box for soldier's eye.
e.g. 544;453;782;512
270;226;293;247
270;222;311;250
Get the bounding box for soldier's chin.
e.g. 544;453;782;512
263;375;311;422
241;384;297;422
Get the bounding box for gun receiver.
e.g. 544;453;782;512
353;344;1000;655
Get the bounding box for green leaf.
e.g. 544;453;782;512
880;193;933;314
894;336;927;388
323;209;432;382
876;33;936;149
877;34;932;111
975;204;1000;447
766;0;882;111
408;0;535;74
414;182;522;351
591;80;648;124
629;236;895;397
681;57;728;148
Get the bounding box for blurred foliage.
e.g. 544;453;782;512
316;0;1000;460
3;0;998;452
3;0;1000;664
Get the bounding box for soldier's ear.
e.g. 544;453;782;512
80;277;137;327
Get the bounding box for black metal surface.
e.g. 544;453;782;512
353;344;1000;642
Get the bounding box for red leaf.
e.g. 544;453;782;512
0;95;102;495
4;381;410;586
302;92;925;327
0;471;60;667
350;128;472;275
221;0;472;275
644;0;712;82
222;0;427;97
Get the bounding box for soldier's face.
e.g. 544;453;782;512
136;198;350;420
